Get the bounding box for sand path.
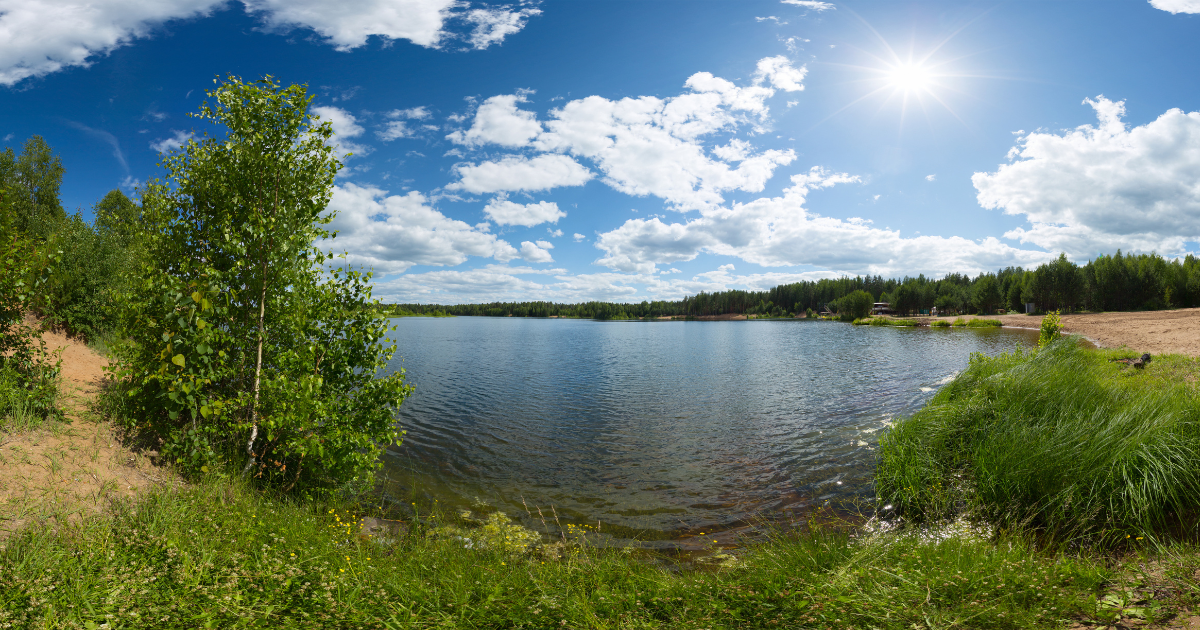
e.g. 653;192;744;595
0;327;167;538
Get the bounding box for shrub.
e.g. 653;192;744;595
109;76;411;495
1039;310;1062;347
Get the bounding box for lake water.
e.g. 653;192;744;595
379;317;1039;545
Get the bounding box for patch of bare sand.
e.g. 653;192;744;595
0;327;171;539
947;309;1200;357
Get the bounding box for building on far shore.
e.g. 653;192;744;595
872;302;893;316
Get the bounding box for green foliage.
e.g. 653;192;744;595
0;186;62;426
0;135;65;239
972;274;1002;314
0;476;1119;629
878;341;1200;545
109;76;411;494
835;289;874;320
33;207;133;340
1039;310;1062;347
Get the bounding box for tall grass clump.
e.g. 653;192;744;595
951;318;1003;328
852;317;923;327
878;339;1200;545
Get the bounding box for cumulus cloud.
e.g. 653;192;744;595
311;105;370;159
463;4;541;49
389;106;430;119
925;174;936;182
573;233;586;242
753;56;806;92
443;58;805;210
150;129;193;154
447;154;593;193
780;0;835;10
519;239;554;262
0;0;223;86
0;0;541;87
321;182;519;273
594;166;1055;275
377;120;413;141
973;96;1200;258
369;263;843;304
446;93;543;147
1149;0;1200;13
483;197;566;226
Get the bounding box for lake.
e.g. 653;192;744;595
379;317;1039;546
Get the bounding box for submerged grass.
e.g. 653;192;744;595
0;477;1123;629
951;318;1004;328
852;317;924;327
878;338;1200;546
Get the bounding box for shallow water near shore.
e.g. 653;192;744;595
379;317;1039;547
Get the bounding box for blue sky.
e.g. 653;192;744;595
3;0;1200;303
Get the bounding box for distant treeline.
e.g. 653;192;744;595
386;251;1200;319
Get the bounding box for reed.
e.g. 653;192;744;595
878;339;1200;546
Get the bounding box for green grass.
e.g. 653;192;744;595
878;339;1200;546
0;477;1127;629
852;317;923;327
930;320;952;327
950;318;1004;328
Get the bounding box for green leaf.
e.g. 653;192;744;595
172;354;186;367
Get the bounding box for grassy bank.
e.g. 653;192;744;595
1;478;1128;629
878;338;1200;545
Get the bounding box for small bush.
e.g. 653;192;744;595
1039;310;1062;347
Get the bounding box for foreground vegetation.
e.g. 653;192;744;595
0;476;1153;629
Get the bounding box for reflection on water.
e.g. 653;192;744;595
380;318;1038;545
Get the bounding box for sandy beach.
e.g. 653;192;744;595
949;308;1200;357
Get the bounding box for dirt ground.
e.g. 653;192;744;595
0;327;169;539
948;308;1200;357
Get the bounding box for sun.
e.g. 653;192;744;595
886;62;933;93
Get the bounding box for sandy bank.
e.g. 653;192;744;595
943;309;1200;357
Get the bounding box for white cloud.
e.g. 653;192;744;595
594;166;1055;275
446;93;542;148
447;154;593;194
573;233;586;242
321;182;519;273
463;5;541;49
2;133;12;142
370;264;843;304
530;62;800;210
1149;0;1200;13
547;228;563;237
925;174;936;182
389;106;431;119
483;197;566;227
0;1;541;87
973;96;1200;258
781;0;834;10
442;58;803;211
0;0;223;86
753;56;806;92
519;239;554;262
377;120;413;141
149;129;193;154
311;105;370;159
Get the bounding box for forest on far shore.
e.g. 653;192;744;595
386;250;1200;320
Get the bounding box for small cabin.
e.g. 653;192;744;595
872;302;893;315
